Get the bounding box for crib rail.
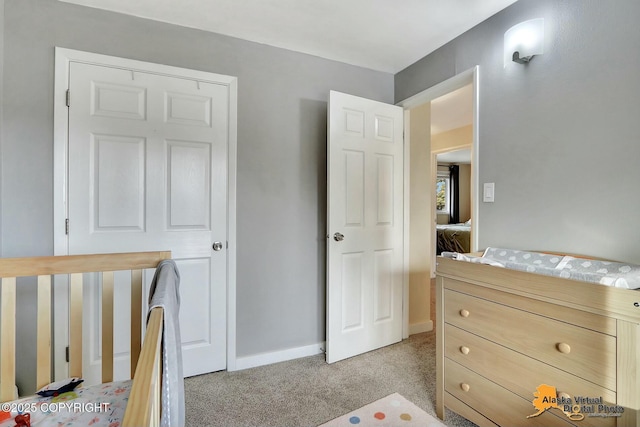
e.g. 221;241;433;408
0;252;171;277
0;251;171;402
123;307;163;427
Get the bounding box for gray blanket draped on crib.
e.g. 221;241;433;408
148;259;185;427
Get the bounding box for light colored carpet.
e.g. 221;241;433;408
184;331;477;427
319;393;447;427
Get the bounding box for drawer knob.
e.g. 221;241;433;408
557;342;571;354
460;346;470;355
459;309;470;318
460;383;471;392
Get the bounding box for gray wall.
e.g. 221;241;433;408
0;0;393;389
397;0;640;264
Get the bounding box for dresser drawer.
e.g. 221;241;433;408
444;289;616;390
442;277;616;335
445;324;615;427
445;358;577;427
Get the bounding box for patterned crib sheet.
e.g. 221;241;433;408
1;379;131;427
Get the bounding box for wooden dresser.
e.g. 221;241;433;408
435;256;640;427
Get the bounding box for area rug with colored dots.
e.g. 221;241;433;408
319;393;447;427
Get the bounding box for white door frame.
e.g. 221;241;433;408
396;66;480;338
52;47;238;378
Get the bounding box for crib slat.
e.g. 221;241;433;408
0;277;16;402
102;271;114;383
36;275;52;390
130;269;143;377
69;273;83;378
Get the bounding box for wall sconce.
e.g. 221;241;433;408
504;18;544;67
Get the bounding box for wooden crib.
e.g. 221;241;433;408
0;251;172;426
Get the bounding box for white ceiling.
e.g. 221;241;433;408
59;0;518;74
432;84;473;164
437;149;471;164
431;83;473;135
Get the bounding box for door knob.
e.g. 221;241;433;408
333;232;344;242
212;241;223;251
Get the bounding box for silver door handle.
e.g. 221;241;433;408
333;232;344;242
212;241;223;251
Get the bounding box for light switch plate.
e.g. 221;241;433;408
483;183;495;202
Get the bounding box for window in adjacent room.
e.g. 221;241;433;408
436;171;450;213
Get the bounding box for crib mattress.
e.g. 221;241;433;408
1;379;131;427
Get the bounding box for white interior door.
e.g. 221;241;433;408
66;61;228;382
326;90;404;363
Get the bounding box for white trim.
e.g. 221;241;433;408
235;342;325;371
226;77;238;372
471;67;480;252
409;320;434;336
53;47;238;377
398;68;477;110
53;48;73;379
402;110;411;340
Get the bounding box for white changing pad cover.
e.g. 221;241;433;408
1;379;131;427
442;248;640;289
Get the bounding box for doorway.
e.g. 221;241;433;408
397;67;479;337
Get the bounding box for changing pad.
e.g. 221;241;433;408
442;247;640;289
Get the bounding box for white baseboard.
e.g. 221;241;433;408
232;342;325;371
409;320;433;335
